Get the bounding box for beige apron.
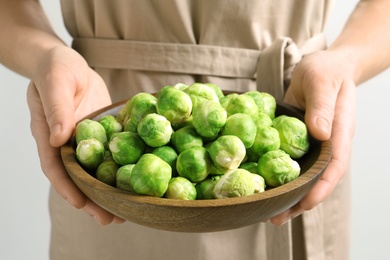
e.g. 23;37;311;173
51;1;351;259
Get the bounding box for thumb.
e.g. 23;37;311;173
38;80;77;147
303;84;338;141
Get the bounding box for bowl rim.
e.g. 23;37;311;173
61;98;331;209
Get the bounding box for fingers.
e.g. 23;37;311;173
27;82;123;225
270;79;356;226
34;71;77;148
27;82;87;209
300;79;356;209
82;199;126;225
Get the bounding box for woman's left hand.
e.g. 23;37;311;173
270;50;357;225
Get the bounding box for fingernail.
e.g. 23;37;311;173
316;117;329;136
50;124;62;141
280;216;291;226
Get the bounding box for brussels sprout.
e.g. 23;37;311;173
171;125;203;153
96;160;119;187
209;163;229;176
183;83;220;109
137;113;173;147
255;112;273;128
224;94;259;120
123;95;157;133
104;150;113;161
260;92;277;119
239;161;258;174
272;115;310;159
252;173;266;193
116;164;136;192
244;90;264;113
156;87;192;124
173;82;189;91
205;83;224;99
130;153;172;197
152;146;178;175
196;176;221;199
221;113;257;148
176;146;211;183
76;138;105;170
219;93;238;110
208;135;246;170
257;149;300;187
116;92;157;125
109;132;146;165
248;126;280;159
98;115;123;140
75;119;107;146
213;169;256;199
165;177;197;200
192;100;227;138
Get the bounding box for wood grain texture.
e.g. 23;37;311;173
61;96;331;233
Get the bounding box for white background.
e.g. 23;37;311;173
1;1;389;259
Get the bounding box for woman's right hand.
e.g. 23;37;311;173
27;45;124;225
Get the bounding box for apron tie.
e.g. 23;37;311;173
72;33;326;101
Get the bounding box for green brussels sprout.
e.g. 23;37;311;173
165;177;197;200
208;135;246;170
116;92;157;125
152;146;178;175
96;160;119;187
196;176;221;199
205;83;224;99
156;87;192;124
76;138;105;170
213;169;256;199
209;163;229;176
104;150;113;161
98;115;123;140
257;149;300;187
109;132;146;165
255;112;273;128
183;82;220;109
225;93;259;121
176;146;211;183
239;161;258;174
248;126;280;159
272;115;310;159
219;93;238;110
192;100;227;138
252;173;266;193
75;119;107;146
221;113;257;148
130;153;172;197
171;126;203;153
137;113;173;147
260;92;277;119
156;85;172;98
173;82;189;91
243;90;265;113
116;164;136;192
123;95;157;133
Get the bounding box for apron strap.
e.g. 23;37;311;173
72;33;325;100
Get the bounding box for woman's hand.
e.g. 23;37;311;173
27;45;125;225
270;50;357;225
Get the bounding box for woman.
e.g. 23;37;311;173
1;0;389;259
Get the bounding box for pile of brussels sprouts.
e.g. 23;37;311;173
75;83;310;200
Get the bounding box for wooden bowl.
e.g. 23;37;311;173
61;98;331;233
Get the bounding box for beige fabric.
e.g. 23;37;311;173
50;0;351;259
